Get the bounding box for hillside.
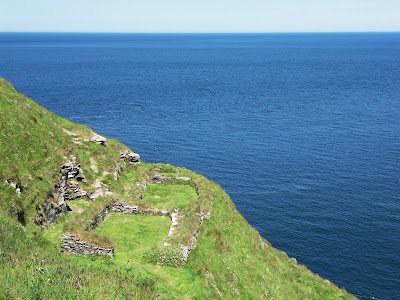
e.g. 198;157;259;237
0;78;355;299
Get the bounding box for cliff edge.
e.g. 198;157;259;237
0;78;355;299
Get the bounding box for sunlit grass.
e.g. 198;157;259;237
93;213;207;298
94;213;170;265
142;184;198;210
0;213;159;299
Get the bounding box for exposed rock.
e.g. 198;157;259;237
52;172;69;218
164;209;181;246
135;182;147;200
43;201;64;224
177;177;191;181
66;180;87;200
113;163;123;180
105;189;114;196
61;234;114;259
4;179;21;197
59;158;86;202
111;201;170;216
93;178;101;189
90;157;98;174
120;150;140;166
36;157;87;227
151;173;171;184
91;134;107;145
139;207;169;216
62;128;78;136
88;179;103;200
111;202;138;214
61;158;85;182
71;138;82;145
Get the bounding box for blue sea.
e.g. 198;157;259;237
1;33;399;299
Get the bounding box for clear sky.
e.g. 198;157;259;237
0;0;399;33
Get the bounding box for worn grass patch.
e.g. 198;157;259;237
142;185;198;211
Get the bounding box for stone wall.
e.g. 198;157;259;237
36;156;86;227
87;204;110;231
111;202;169;216
111;202;138;214
61;234;114;259
141;208;170;217
166;180;214;262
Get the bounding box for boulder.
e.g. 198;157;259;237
91;134;107;145
120;150;140;166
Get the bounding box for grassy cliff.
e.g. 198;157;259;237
0;78;355;299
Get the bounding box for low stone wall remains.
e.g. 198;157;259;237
87;204;110;231
111;202;169;216
61;234;114;259
111;202;138;214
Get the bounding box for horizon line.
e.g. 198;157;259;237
1;30;399;34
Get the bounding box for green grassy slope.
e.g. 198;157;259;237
0;78;356;299
0;214;158;299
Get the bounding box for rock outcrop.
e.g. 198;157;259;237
36;157;86;226
91;133;107;145
61;159;85;182
120;150;140;166
88;179;103;200
42;201;64;225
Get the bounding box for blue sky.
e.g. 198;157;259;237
0;0;399;32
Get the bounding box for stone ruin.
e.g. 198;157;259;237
61;234;114;259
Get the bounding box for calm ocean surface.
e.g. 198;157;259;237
1;33;399;299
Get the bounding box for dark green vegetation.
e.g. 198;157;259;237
0;78;356;299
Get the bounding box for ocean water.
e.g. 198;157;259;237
1;33;399;299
